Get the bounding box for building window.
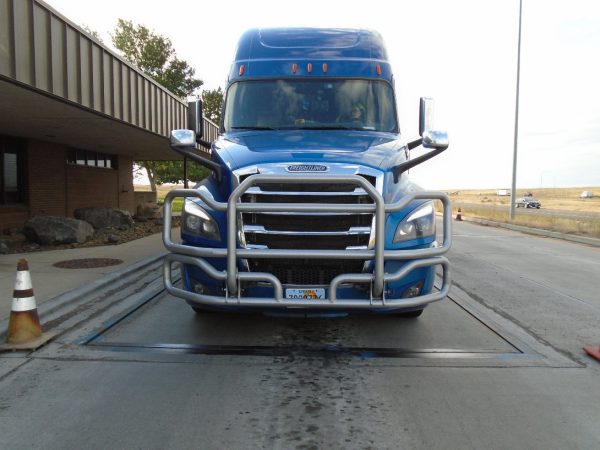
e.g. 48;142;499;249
0;136;25;205
67;149;118;169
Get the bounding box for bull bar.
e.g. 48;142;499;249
162;174;452;309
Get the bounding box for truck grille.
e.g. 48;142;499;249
249;259;366;285
239;174;376;285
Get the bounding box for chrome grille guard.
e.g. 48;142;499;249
162;174;452;309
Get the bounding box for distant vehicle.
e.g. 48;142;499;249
497;189;511;196
515;196;541;208
580;191;594;199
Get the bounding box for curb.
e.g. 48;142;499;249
459;216;600;248
0;252;167;336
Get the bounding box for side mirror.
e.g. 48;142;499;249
419;97;434;136
394;97;450;182
170;129;196;147
422;130;449;151
169;129;223;182
188;99;203;139
419;97;448;150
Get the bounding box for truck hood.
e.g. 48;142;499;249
215;130;405;171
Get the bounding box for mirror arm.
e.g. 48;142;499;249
393;146;447;183
170;145;223;182
407;138;423;150
197;137;212;150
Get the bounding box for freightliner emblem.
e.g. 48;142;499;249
286;164;328;172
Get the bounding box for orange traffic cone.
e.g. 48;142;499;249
1;259;54;351
455;208;463;221
584;345;600;362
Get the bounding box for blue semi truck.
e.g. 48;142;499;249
163;28;451;317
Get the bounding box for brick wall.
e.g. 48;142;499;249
0;139;136;230
66;155;134;215
27;140;67;216
117;155;134;213
0;207;28;230
66;164;118;214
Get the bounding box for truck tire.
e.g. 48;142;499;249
396;309;424;318
190;305;218;314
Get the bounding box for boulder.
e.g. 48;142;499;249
74;207;134;230
3;227;21;236
135;202;162;220
22;242;41;251
24;216;94;245
107;234;120;244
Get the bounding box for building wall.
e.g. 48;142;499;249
27;139;67;217
117;156;134;213
66;156;135;216
0;207;28;230
66;164;118;213
1;138;134;230
65;155;134;214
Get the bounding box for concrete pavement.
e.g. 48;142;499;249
0;229;178;322
1;221;600;449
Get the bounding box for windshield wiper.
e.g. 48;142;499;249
231;126;275;131
300;125;364;130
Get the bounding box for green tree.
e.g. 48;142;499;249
112;19;205;191
139;161;210;192
202;87;224;124
82;25;103;43
112;19;202;97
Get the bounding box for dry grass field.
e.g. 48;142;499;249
447;187;600;238
135;184;185;196
447;187;600;213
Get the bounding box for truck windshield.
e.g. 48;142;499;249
223;79;397;133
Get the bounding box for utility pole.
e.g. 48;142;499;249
510;0;523;220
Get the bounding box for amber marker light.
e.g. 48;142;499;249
376;64;382;76
239;65;245;76
307;63;313;73
292;63;298;74
322;63;328;73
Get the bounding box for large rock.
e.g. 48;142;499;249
24;216;94;245
135;202;162;220
74;207;134;230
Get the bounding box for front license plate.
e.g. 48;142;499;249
285;288;326;300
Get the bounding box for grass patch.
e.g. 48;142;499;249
146;185;186;213
168;197;184;213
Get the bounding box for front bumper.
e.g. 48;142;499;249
162;174;452;311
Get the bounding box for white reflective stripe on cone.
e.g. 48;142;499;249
14;270;33;291
12;296;37;312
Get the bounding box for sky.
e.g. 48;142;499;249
45;0;600;190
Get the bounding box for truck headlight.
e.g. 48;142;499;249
182;201;220;240
393;202;436;243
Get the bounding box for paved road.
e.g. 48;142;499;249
1;221;600;449
450;221;600;360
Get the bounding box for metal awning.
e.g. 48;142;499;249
0;0;189;159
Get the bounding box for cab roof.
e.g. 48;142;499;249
228;28;393;83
